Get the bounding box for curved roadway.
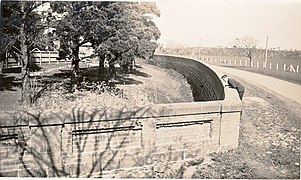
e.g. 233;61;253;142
211;65;301;105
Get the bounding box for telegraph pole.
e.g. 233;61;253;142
264;36;268;68
198;38;201;59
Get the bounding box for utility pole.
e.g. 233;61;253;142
264;36;268;68
198;38;201;59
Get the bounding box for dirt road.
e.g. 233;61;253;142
212;65;301;105
191;66;301;179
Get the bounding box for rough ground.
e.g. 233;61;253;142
30;59;193;112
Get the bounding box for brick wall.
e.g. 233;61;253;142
0;55;242;177
152;54;225;101
0;98;241;177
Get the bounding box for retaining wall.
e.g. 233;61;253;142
152;54;225;101
0;55;242;177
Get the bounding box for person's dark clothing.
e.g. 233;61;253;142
227;78;245;100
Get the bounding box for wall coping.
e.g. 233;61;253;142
0;98;241;128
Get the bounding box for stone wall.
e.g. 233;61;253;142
152;54;225;101
0;55;242;177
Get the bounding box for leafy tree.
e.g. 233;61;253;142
51;1;161;84
50;1;107;90
232;36;259;66
94;2;160;78
132;2;160;59
0;1;49;103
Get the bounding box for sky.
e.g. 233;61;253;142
153;0;301;50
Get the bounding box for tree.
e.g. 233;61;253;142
94;2;160;78
132;2;160;59
232;36;259;67
51;1;161;84
0;1;49;103
50;1;107;90
0;4;6;91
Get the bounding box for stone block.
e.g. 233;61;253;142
0;170;19;177
219;132;239;147
171;151;184;161
222;89;242;112
144;154;154;165
119;156;141;168
220;113;240;134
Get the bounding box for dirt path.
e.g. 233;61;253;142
212;65;301;104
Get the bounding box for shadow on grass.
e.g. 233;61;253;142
0;75;21;91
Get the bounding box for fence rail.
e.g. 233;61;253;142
4;50;92;68
200;56;300;73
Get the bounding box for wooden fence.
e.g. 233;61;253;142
31;50;60;65
200;56;300;73
4;50;93;69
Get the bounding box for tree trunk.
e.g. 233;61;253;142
70;46;80;92
20;2;31;105
21;43;30;105
249;56;252;67
98;54;105;81
0;54;4;91
0;4;4;91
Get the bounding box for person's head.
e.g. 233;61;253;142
221;74;228;82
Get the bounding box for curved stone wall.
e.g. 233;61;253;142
152;54;225;101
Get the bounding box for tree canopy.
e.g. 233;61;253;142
49;1;160;87
0;1;52;102
0;1;161;101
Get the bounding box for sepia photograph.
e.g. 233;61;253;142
0;0;300;178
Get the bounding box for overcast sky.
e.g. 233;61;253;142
153;0;301;50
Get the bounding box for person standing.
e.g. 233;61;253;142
221;74;245;100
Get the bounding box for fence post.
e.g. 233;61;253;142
284;64;286;71
297;65;299;73
276;63;279;70
251;61;253;67
245;60;247;67
239;60;242;66
234;59;237;65
229;59;231;64
256;61;259;68
269;62;272;70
